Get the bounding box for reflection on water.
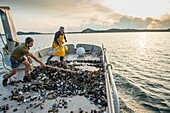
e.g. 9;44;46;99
0;32;170;112
138;32;147;49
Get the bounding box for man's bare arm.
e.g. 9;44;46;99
27;52;46;67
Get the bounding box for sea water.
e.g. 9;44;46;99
0;32;170;113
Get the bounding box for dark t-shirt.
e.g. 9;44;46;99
10;43;29;60
54;31;67;44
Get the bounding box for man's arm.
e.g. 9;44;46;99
26;55;32;63
54;32;60;45
64;35;67;42
27;52;46;67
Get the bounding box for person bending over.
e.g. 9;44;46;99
2;37;46;86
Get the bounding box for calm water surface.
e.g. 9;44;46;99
0;32;170;113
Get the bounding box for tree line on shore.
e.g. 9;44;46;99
17;28;170;35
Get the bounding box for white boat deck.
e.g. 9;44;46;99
0;46;107;113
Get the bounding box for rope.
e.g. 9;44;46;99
0;33;6;47
0;51;11;71
0;33;11;71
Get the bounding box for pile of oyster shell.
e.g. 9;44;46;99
0;60;107;113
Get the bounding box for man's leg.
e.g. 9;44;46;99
22;60;30;76
2;58;19;86
22;60;31;82
60;56;66;68
47;55;53;62
2;68;18;86
60;56;64;61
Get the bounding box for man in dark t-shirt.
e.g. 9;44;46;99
10;43;30;61
2;37;46;86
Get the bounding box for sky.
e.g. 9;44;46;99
0;0;170;32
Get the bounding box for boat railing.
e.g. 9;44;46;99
102;44;120;113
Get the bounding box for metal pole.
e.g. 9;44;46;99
103;50;114;113
103;45;120;113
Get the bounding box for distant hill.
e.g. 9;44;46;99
81;28;170;33
16;28;170;35
82;28;95;33
17;31;43;35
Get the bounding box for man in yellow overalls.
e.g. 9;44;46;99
47;26;67;62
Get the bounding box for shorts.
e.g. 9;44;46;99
10;57;26;68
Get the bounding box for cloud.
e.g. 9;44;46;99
81;12;170;30
80;14;153;30
0;0;170;32
158;14;170;28
1;0;101;14
77;13;121;30
147;13;170;29
113;16;154;29
1;0;114;32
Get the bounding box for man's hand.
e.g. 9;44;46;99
59;43;63;46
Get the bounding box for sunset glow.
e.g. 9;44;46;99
103;0;170;18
